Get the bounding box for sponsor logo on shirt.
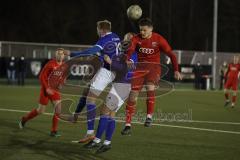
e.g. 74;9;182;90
52;70;63;76
230;67;237;71
152;42;158;47
139;47;154;54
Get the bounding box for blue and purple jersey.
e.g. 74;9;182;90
111;52;137;83
70;32;120;70
96;32;120;69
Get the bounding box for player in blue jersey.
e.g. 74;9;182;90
83;33;137;153
69;20;121;143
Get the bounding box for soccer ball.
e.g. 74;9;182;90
127;5;142;20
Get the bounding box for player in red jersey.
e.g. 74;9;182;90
121;18;182;135
224;56;240;108
19;48;68;137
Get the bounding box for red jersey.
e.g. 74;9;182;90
127;32;178;71
226;63;240;79
39;59;64;90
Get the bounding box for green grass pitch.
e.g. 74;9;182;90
0;85;240;160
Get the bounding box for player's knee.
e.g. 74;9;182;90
53;100;61;114
105;94;119;111
82;86;90;97
233;91;237;96
129;91;138;102
86;91;97;104
101;105;111;115
53;100;61;107
224;89;228;93
146;83;155;91
37;104;46;114
110;111;116;118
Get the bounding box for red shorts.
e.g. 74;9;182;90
39;87;61;105
224;78;238;91
131;63;161;91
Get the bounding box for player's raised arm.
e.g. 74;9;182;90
70;45;102;57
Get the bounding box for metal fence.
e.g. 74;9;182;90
1;41;239;89
174;50;239;65
174;50;240;89
0;41;91;59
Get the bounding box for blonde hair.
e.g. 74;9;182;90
56;48;65;54
97;20;111;31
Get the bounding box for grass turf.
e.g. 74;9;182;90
0;85;240;160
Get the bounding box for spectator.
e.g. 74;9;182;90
7;56;16;84
219;61;228;90
193;61;203;89
18;55;26;86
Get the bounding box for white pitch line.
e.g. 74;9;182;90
2;107;240;126
0;108;53;115
1;107;240;135
180;120;240;125
153;123;240;135
0;85;233;93
116;119;240;135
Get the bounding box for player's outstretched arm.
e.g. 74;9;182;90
70;45;101;57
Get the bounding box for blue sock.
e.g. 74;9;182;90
86;103;96;131
105;117;116;141
95;115;109;139
75;97;86;113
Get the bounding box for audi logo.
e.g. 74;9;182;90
139;48;155;54
70;64;95;76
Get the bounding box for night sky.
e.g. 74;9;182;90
0;0;240;52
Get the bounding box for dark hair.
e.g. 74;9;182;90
138;18;153;27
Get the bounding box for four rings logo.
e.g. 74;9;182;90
70;64;94;76
139;48;155;54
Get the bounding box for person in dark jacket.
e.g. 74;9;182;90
193;61;203;89
6;56;16;85
18;55;26;86
219;61;228;90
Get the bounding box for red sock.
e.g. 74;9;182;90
125;100;136;125
22;108;38;122
225;93;229;100
232;95;237;104
147;91;155;115
51;113;60;132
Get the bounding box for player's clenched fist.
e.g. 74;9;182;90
46;88;54;96
104;54;112;64
63;50;71;56
174;71;182;80
126;60;135;70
